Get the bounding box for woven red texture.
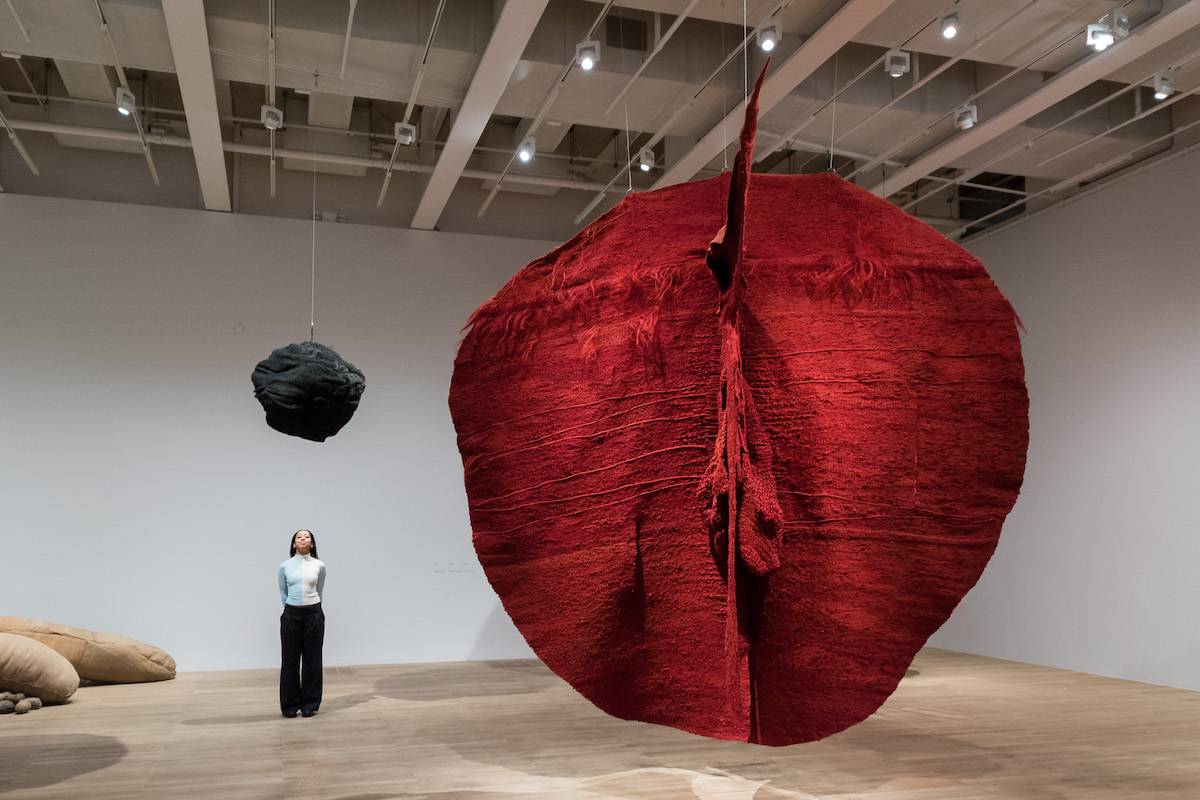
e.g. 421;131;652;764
449;169;1028;745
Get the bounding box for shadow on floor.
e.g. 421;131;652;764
179;691;377;726
414;704;1008;793
0;734;128;792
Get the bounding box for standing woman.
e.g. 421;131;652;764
278;529;326;718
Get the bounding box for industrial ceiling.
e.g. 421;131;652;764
1;0;1198;242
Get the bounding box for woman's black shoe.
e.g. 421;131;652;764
283;710;299;718
301;710;317;717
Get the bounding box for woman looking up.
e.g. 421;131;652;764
278;529;326;718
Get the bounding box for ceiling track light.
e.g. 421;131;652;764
260;104;283;131
1086;22;1115;52
517;136;535;163
114;86;136;117
1153;70;1175;101
395;121;417;147
757;20;781;53
637;147;655;173
940;11;959;40
575;39;600;72
954;103;978;130
884;49;911;78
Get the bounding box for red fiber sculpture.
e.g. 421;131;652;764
449;69;1028;745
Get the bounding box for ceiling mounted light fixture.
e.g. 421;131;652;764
954;103;978;130
884;49;911;78
517;136;535;163
260;104;284;130
576;40;600;71
1153;70;1175;101
638;147;655;173
757;20;781;52
114;86;136;117
395;121;417;146
940;11;960;40
1086;22;1115;52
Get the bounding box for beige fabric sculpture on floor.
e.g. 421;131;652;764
0;618;176;683
0;632;80;702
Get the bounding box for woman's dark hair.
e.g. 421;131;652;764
290;529;318;558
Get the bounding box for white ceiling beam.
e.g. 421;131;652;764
161;0;231;212
410;0;550;231
653;0;898;189
869;0;1200;198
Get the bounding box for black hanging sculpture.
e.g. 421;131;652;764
251;341;365;442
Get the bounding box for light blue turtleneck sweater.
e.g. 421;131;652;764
278;553;326;606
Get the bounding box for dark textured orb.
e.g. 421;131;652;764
251;341;365;442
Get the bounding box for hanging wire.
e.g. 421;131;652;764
618;0;633;192
828;51;839;172
742;0;748;102
721;0;729;170
309;141;317;343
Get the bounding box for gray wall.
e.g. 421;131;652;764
930;150;1200;692
1;194;547;670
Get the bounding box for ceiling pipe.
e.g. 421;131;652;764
761;0;1039;165
843;22;1085;183
378;0;449;208
572;0;799;224
93;0;160;186
0;107;39;175
870;0;1200;198
1036;78;1199;168
1;54;45;107
267;0;277;197
902;44;1200;212
339;0;358;80
948;114;1200;239
603;0;702;115
4;0;30;42
3;118;627;195
962;136;1200;245
755;3;954;165
477;0;617;219
0;85;643;169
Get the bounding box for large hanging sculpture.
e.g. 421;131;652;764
252;341;365;442
449;69;1028;746
250;157;365;443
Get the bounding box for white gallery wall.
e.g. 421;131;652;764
931;149;1200;692
3;150;1197;687
1;194;547;670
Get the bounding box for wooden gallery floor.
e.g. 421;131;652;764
2;648;1198;800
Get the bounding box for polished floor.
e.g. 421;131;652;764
1;647;1198;799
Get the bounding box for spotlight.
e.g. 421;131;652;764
1086;22;1114;52
114;86;136;117
757;21;781;53
260;104;284;130
1153;70;1175;101
884;49;911;78
517;136;535;163
576;40;600;72
395;121;416;146
941;11;959;40
637;147;655;173
954;103;978;130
